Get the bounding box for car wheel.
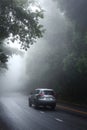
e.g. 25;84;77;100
34;101;39;109
29;100;32;107
35;104;38;109
51;105;56;110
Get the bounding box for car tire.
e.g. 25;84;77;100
51;105;56;110
34;100;39;109
35;104;38;109
29;100;32;107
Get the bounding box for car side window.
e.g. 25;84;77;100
35;90;40;94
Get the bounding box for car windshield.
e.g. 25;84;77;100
43;90;54;95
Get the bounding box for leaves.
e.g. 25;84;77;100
51;0;87;101
0;0;44;49
0;0;44;68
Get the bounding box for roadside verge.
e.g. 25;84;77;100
56;101;87;117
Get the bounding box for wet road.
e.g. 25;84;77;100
0;95;87;130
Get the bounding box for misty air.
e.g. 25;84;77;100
0;0;87;130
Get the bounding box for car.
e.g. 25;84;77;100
28;88;56;109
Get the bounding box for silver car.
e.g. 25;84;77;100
28;88;56;109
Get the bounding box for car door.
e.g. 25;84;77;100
33;90;40;103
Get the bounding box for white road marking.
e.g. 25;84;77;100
55;118;63;122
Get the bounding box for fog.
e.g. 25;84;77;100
0;0;68;95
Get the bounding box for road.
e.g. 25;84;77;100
0;94;87;130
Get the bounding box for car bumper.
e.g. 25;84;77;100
37;99;56;106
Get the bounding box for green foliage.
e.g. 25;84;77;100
63;53;87;75
51;0;87;101
0;0;44;49
0;0;44;67
58;0;87;32
63;53;76;71
0;48;8;69
76;55;87;74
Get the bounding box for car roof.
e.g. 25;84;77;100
35;88;54;91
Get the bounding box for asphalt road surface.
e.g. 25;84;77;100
0;94;87;130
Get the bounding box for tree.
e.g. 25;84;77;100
58;0;87;32
0;0;44;67
52;0;87;102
